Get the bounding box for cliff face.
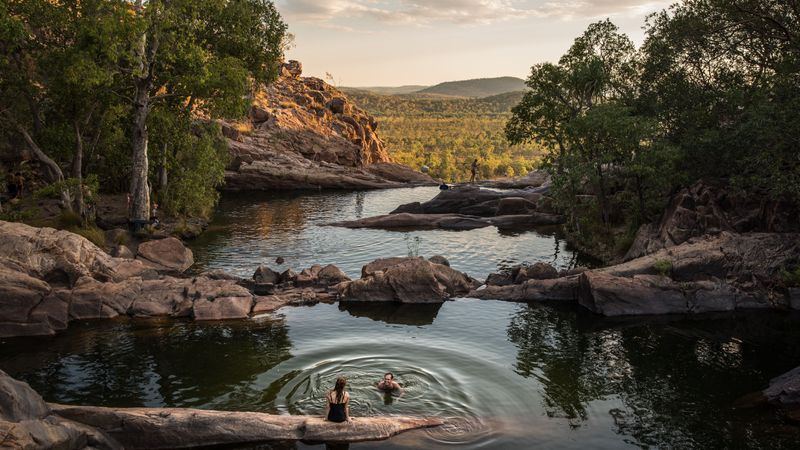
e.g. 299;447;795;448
222;60;431;190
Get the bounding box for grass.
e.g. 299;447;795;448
653;259;673;277
67;225;107;248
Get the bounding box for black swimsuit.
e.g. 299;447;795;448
327;393;347;422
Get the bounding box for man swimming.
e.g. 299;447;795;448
377;372;402;391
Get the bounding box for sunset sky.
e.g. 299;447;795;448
276;0;673;86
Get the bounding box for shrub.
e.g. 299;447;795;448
68;225;106;248
780;266;800;287
653;259;672;277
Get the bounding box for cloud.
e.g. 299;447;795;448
278;0;672;26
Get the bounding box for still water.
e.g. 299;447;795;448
1;187;799;449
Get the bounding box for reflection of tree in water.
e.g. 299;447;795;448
508;305;800;448
4;319;292;410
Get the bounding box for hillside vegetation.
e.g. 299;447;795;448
346;90;542;182
417;76;526;97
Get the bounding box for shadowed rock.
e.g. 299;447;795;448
328;212;564;231
50;404;444;449
340;257;478;303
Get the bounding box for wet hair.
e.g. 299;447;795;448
384;372;394;380
333;377;347;403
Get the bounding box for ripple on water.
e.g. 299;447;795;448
253;342;533;447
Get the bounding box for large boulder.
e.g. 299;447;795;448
136;237;194;273
341;257;477;303
763;366;800;406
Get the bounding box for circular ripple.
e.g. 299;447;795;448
257;343;517;446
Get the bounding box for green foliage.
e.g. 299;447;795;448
653;260;673;277
347;91;543;182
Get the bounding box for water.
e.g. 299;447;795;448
2;187;799;449
188;187;592;280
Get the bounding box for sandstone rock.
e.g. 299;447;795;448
341;257;477;303
515;262;559;282
253;265;281;284
428;255;450;266
625;181;800;260
136;237;194;273
280;268;298;284
249;106;272;123
470;276;580;302
296;264;323;287
111;244;134;259
252;289;335;315
763;366;800;406
51;404;444;449
0;370;50;421
496;197;538;215
317;264;351;285
391;185;545;216
280;59;302;78
69;276;139;320
478;170;551;189
193;296;253;321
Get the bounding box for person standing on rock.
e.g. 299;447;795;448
325;377;352;422
470;159;479;183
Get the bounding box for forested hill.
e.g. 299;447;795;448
417;77;526;97
347;85;428;95
343;90;525;116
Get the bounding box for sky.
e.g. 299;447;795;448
275;0;674;87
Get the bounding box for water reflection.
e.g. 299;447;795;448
0;318;292;408
338;302;443;326
507;305;800;448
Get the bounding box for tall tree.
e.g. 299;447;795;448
125;0;286;225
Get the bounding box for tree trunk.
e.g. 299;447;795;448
596;164;609;226
158;143;168;194
130;80;151;223
72;121;86;221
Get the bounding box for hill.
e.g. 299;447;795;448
344;85;428;95
417;76;526;98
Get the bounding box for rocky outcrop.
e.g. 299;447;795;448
625;181;800;260
469;232;800;316
763;366;800;407
222;60;434;190
0;370;442;450
329;211;564;231
0;221;350;338
0;369;121;449
477;169;551;190
339;257;479;303
391;185;551;216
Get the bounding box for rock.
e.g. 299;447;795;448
763;366;800;406
496;197;538;215
104;228;129;246
0;370;50;421
317;264;351;286
428;255;450;267
253;265;281;284
280;59;302;78
329;212;561;231
136;237;194;273
280;268;298;284
478;170;551;189
578;271;738;316
253;283;274;296
340;257;478;303
193;296;253;321
390;185;545;216
470;276;580;302
252;289;335;315
275;256;285;264
625;181;800;260
220;61;435;191
295;264;323;287
50;404;444;449
111;244;134;259
515;262;559;282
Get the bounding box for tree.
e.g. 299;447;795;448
125;0;286;225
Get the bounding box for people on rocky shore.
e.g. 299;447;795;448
325;377;352;423
470;159;479;183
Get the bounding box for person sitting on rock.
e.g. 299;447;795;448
325;377;352;423
377;372;402;392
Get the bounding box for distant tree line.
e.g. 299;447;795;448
507;0;799;254
346;90;543;182
1;0;287;223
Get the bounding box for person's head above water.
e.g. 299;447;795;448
332;376;347;402
383;372;394;381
